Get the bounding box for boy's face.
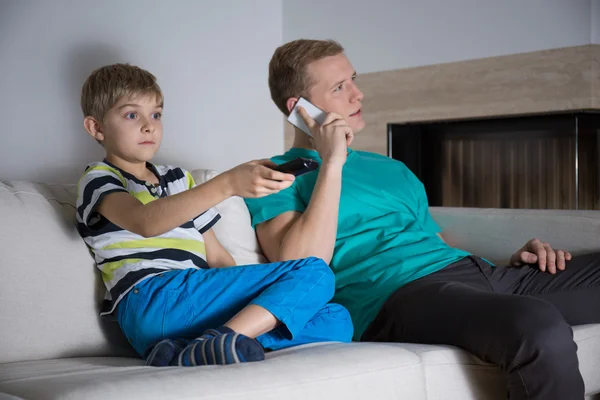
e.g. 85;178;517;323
93;95;163;164
303;53;365;133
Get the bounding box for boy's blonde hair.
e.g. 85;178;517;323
81;63;163;121
268;39;344;116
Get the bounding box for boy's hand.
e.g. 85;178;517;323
298;106;353;168
222;159;295;198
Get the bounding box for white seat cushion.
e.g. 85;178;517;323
0;343;425;400
575;324;600;395
396;324;600;399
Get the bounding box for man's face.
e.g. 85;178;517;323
100;94;163;164
305;53;365;133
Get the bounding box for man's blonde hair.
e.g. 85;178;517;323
268;39;344;116
81;63;163;121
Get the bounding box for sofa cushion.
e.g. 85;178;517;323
0;343;425;400
191;169;267;266
396;324;600;399
574;324;600;395
0;181;134;364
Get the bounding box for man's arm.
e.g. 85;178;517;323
258;164;343;263
256;109;351;264
203;228;236;268
98;160;294;238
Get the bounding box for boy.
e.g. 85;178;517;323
75;63;353;367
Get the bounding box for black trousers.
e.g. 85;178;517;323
362;253;600;400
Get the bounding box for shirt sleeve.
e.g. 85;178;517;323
244;184;306;228
76;166;129;228
402;164;441;234
183;169;221;233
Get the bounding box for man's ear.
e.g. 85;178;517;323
285;97;299;114
83;116;105;142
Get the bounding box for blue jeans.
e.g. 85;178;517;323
117;257;353;357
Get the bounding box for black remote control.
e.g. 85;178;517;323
274;158;319;177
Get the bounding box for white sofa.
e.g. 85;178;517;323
1;169;600;400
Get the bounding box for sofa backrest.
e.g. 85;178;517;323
429;207;600;266
0;180;134;363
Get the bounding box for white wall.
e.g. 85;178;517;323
593;0;600;43
284;0;593;73
0;0;283;184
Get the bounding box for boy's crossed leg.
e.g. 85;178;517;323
117;257;353;367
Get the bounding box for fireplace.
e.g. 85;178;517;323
388;112;600;210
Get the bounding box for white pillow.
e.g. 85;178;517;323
191;169;267;266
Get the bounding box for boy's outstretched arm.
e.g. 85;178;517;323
97;160;294;238
203;229;236;268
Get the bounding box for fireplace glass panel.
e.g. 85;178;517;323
388;113;600;210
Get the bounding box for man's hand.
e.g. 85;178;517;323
510;238;572;274
221;159;295;198
297;106;353;167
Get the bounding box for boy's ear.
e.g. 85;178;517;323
286;97;299;114
83;116;105;142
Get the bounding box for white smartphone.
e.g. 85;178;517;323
287;97;327;137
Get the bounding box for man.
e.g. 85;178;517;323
244;39;600;400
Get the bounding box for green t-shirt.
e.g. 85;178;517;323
244;147;470;340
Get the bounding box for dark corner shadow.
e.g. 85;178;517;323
93;276;138;359
58;43;128;183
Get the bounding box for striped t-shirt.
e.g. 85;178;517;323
76;159;220;315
